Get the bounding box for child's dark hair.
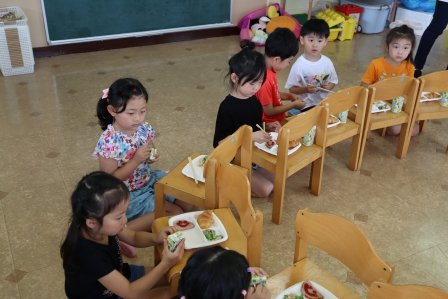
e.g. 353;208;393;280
96;78;149;130
300;18;330;38
226;40;266;91
386;24;416;63
175;246;251;299
265;27;299;60
60;171;129;270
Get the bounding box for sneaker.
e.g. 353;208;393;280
414;69;422;78
119;241;137;258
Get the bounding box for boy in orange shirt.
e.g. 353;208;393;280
256;28;305;131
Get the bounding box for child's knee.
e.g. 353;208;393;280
386;125;401;136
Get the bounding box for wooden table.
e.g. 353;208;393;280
152;208;247;293
155;152;213;219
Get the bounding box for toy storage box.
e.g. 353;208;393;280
238;3;301;46
341;0;392;34
0;6;34;76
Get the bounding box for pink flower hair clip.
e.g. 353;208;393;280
101;88;109;100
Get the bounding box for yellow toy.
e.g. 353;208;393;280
267;5;279;19
316;9;356;41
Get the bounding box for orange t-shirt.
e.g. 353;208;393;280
256;68;285;123
361;57;415;85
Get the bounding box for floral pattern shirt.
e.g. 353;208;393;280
93;122;155;191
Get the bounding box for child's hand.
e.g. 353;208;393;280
306;84;318;93
247;284;271;299
249;267;268;277
266;121;281;133
161;238;184;267
293;98;306;110
157;226;175;244
320;83;333;91
283;93;297;102
253;130;271;144
135;143;151;163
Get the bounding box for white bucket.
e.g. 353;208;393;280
341;0;391;34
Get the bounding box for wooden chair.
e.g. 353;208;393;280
252;105;329;224
215;160;263;267
368;281;448;299
320;86;368;171
154;124;253;218
152;158;262;293
404;70;448;152
358;76;420;169
267;209;393;299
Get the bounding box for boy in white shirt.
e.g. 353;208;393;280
285;19;338;110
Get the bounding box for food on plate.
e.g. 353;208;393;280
424;91;440;99
374;101;389;111
149;148;158;160
288;139;301;149
203;229;223;241
283;294;304;299
301;280;324;299
265;139;277;149
198;155;208;167
167;231;185;252
197;210;215;229
328;114;339;125
251;274;267;286
173;219;195;231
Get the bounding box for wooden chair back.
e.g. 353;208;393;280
413;70;448;132
294;209;393;286
358;76;420;167
320;86;368;170
252;105;329;224
368;281;448;299
215;159;263;266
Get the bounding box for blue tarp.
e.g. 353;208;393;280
400;0;436;12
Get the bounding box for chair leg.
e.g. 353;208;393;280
357;129;369;171
380;127;387;136
396;122;412;159
272;169;287;224
309;156;324;195
348;134;362;171
419;120;426;133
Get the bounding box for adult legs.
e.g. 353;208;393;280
414;1;448;77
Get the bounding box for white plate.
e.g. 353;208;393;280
168;211;228;249
420;91;441;102
371;100;391;113
275;281;338;299
327;114;341;128
254;132;301;156
181;155;207;183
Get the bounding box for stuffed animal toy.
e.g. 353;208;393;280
250;16;270;45
267;5;280;19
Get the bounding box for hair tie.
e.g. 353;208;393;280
247;267;253;273
242;289;247;296
102;88;109;100
180;296;186;299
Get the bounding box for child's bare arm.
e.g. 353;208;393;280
118;226;174;248
321;82;336;90
99;239;184;299
289;85;313;95
262;100;306;116
99;143;152;181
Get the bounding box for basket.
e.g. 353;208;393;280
0;6;34;76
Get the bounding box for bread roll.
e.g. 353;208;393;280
197;210;214;229
288;139;300;149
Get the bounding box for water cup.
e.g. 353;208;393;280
338;110;348;123
301;126;316;147
391;96;404;113
440;92;448;108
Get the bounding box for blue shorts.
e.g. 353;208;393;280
129;264;145;282
127;170;175;220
